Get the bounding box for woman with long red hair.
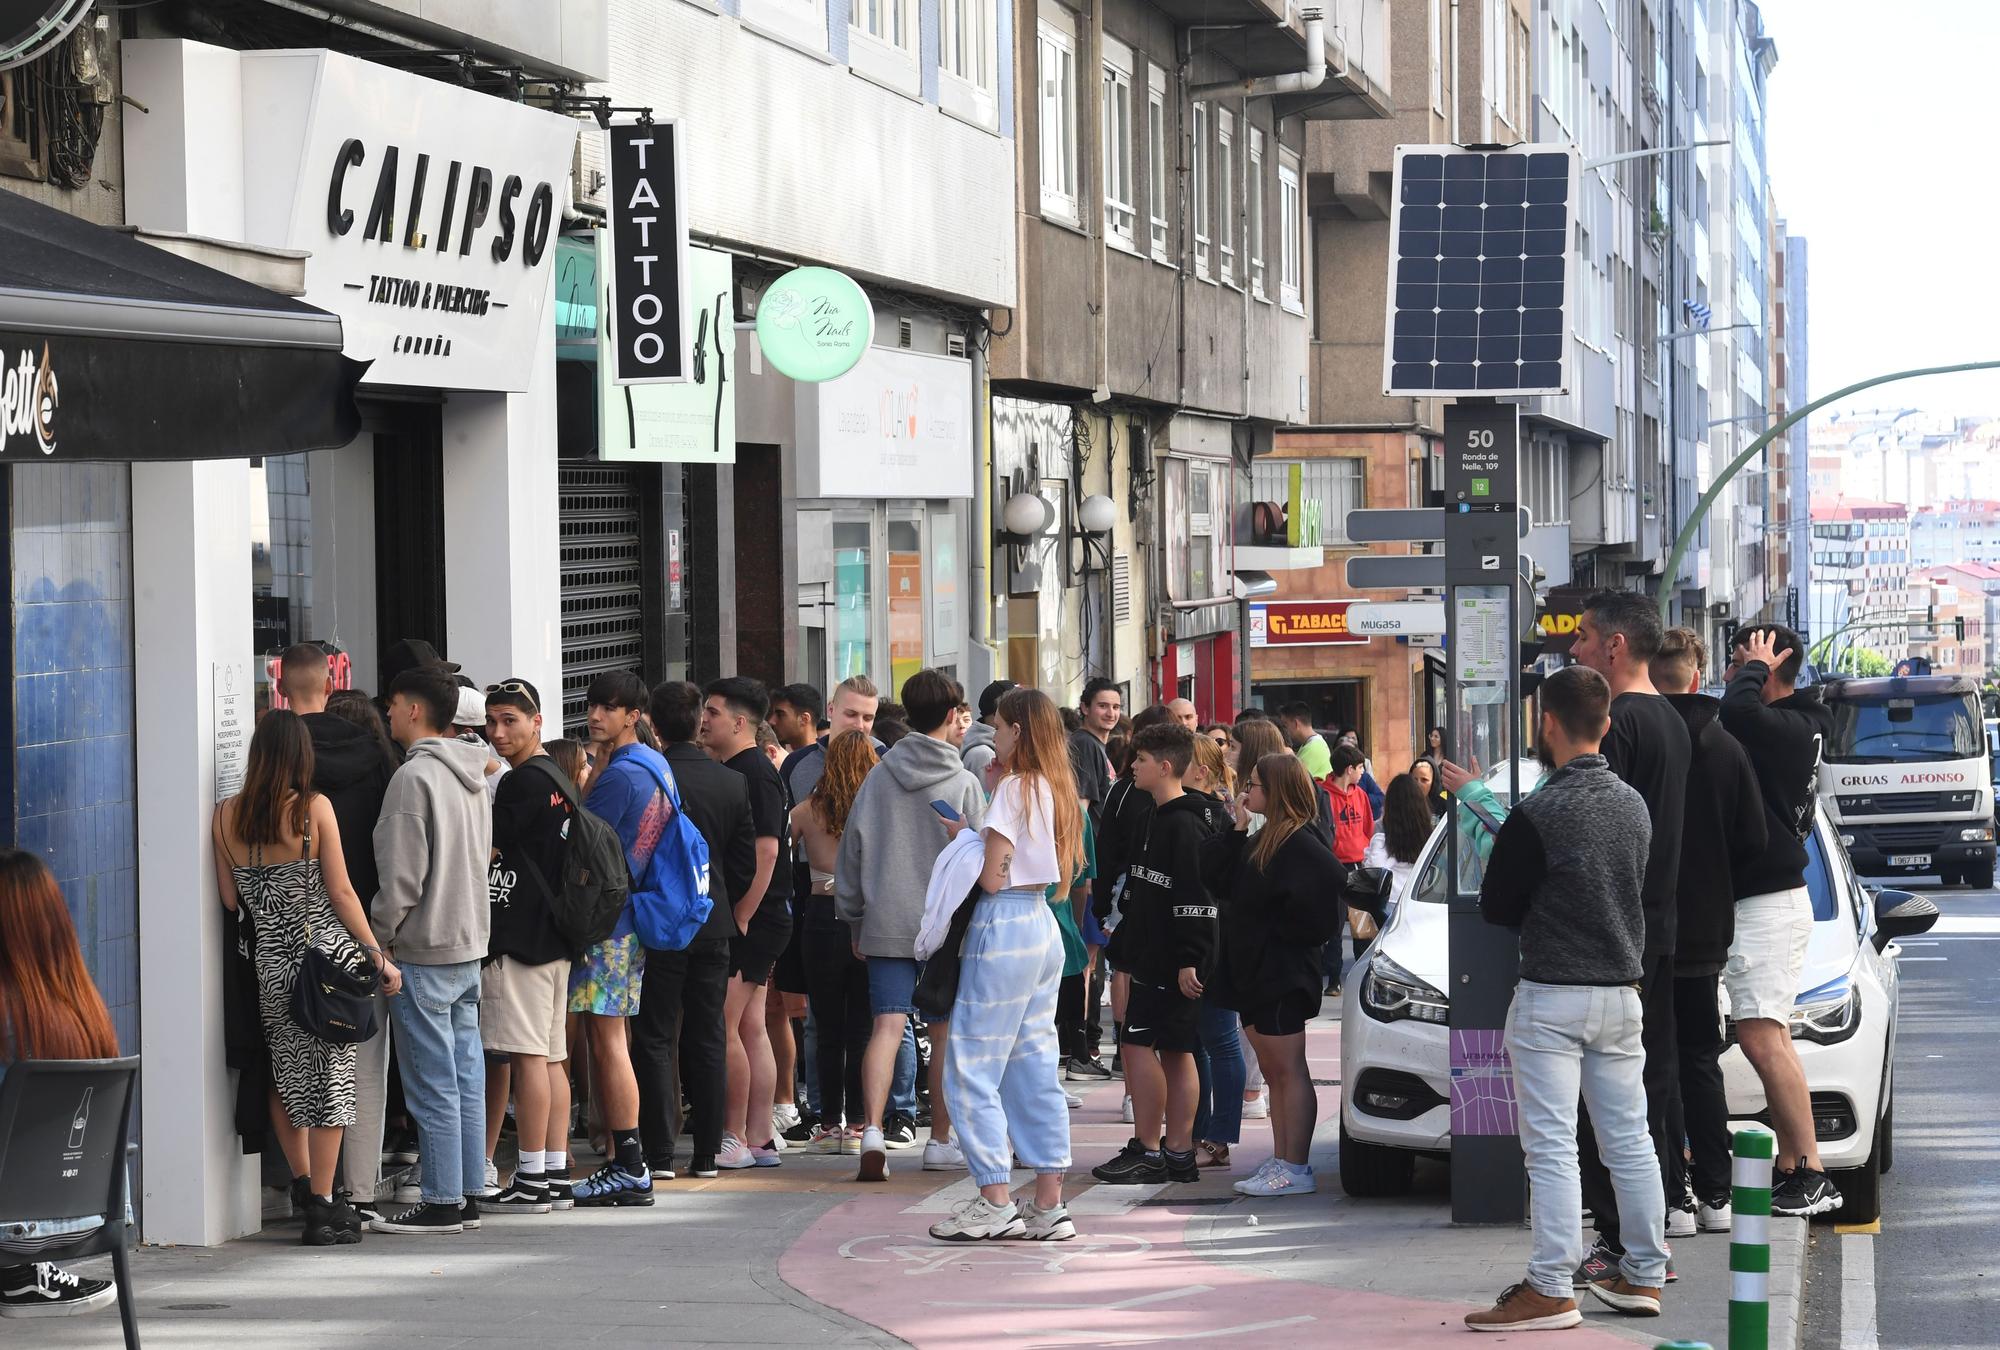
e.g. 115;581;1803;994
0;848;122;1318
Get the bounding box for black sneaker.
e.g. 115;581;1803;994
648;1160;678;1181
1091;1139;1168;1184
330;1192;367;1240
1162;1148;1200;1184
338;1189;383;1226
486;1179;553;1214
690;1154;719;1179
287;1174;311;1221
369;1201;464;1235
1065;1055;1114;1082
382;1126;420;1166
782;1111;820;1145
883;1113;919;1149
300;1193;357;1247
1771;1162;1843;1218
571;1161;655;1207
459;1196;482;1230
1572;1240;1619;1286
545;1168;574;1211
0;1261;117;1318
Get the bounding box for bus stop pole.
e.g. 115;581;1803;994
1442;398;1526;1224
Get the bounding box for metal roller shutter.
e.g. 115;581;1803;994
559;464;646;736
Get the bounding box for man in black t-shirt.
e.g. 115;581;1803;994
1569;590;1692;1274
480;679;575;1214
700;676;795;1169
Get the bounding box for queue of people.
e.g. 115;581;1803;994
0;591;1838;1336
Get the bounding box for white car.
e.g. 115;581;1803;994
1337;776;1939;1223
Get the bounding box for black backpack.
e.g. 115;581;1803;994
519;756;631;952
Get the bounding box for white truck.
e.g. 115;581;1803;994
1818;674;1996;888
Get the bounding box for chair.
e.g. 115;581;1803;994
0;1057;142;1348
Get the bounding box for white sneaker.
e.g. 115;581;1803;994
1063;1088;1084;1110
1241;1090;1270;1120
1666;1204;1698;1239
1015;1200;1078;1241
384;1163;424;1205
928;1195;1024;1242
923;1137;967;1172
1233;1164;1316;1196
473;1158;500;1198
857;1126;888;1182
715;1133;756;1170
809;1126;848;1155
773;1102;802;1135
1120;1095;1135;1124
1699;1199;1733;1233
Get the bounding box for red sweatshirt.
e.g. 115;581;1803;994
1327;781;1375;865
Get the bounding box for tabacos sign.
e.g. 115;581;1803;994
0;343;58;455
1249;601;1368;647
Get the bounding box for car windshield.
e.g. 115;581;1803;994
1828;692;1984;764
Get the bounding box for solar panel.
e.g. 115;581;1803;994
1380;144;1579;398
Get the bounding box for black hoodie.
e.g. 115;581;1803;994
301;711;394;912
1202;824;1348;1012
1720;661;1834;898
1115;792;1221;986
1666;693;1770;975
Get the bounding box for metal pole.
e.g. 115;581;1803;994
1582;139;1728;173
1729;1127;1776;1350
1656;359;2000;615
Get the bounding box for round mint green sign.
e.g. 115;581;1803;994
755;267;874;382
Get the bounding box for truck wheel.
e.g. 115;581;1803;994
1970;862;1996;890
1941;868;1961;887
1339;1117;1416;1197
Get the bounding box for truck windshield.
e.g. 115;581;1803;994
1827;692;1985;764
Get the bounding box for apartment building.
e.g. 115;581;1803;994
990;0;1391;717
1810;497;1911;663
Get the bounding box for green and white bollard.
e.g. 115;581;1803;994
1729;1126;1776;1350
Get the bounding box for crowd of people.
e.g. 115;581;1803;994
0;592;1839;1333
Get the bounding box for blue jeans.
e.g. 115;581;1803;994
1508;979;1669;1298
391;960;486;1206
1192;998;1246;1146
942;890;1070;1186
892;1021;918;1119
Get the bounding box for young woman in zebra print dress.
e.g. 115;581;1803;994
214;710;402;1246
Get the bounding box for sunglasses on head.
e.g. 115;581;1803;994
486;681;539;713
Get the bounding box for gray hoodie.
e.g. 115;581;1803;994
836;731;988;958
372;736;494;965
960;720;998;780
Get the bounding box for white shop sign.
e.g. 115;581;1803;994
795;345;973;499
240;49;580;392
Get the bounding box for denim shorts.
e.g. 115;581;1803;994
866;955;924;1017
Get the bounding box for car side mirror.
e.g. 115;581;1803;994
1344;865;1394;922
1872;888;1941;952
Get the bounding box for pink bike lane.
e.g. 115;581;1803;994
777;1020;1635;1348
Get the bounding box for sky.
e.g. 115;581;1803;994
1758;0;2000;418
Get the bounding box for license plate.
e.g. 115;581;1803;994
1888;853;1931;868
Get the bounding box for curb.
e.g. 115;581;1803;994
1767;1216;1808;1350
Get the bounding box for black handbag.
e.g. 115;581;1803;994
912;891;980;1022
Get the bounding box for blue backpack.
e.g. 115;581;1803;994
627;757;714;952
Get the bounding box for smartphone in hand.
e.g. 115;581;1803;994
930;799;963;822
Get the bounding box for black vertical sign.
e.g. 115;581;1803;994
606;120;689;384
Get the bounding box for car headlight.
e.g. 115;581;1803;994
1361;953;1450;1025
1961;826;1993;842
1790;980;1862;1046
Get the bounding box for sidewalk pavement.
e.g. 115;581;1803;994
27;1012;1805;1349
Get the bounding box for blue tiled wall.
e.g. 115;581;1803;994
11;463;139;1053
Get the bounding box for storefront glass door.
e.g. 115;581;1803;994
832;516;874;683
888;515;924;697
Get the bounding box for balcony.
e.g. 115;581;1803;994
1180;0;1391;120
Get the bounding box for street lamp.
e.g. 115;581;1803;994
1657;319;1759;347
1582;139;1727;174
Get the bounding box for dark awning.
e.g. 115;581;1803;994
0;187;365;461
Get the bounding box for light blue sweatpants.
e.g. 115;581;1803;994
943;888;1071;1187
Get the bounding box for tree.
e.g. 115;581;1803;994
1841;648;1893;677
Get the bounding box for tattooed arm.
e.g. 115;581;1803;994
978;830;1014;894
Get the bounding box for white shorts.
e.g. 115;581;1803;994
1723;888;1812;1024
479;955;572;1061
